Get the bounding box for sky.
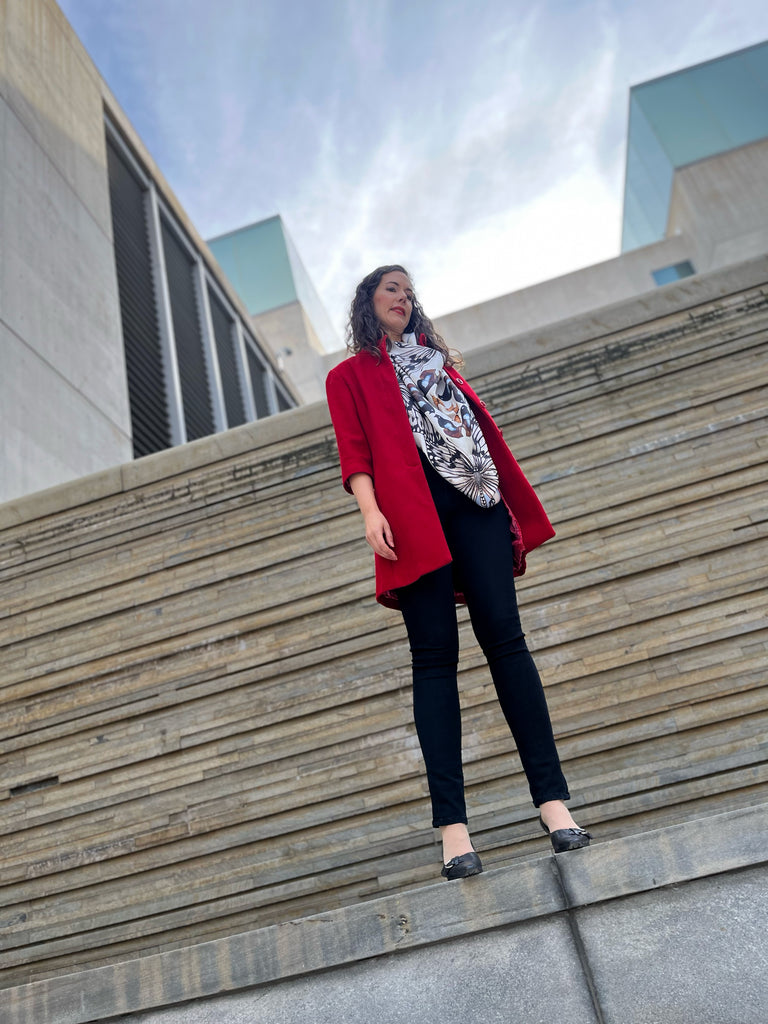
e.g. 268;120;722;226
59;0;768;347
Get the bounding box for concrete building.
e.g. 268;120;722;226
208;216;338;405
425;41;768;358
196;44;768;387
0;0;298;505
622;40;768;252
2;1;767;503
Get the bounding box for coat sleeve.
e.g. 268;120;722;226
325;368;374;493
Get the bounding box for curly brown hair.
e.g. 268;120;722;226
346;264;456;365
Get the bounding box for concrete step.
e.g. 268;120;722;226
4;802;768;1024
1;259;767;995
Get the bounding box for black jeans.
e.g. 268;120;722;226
396;453;570;827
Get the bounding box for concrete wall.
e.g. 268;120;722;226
5;804;768;1023
251;299;329;404
428;234;695;358
1;0;301;504
406;139;768;362
668;137;768;271
0;0;133;503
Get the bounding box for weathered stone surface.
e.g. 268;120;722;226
116;917;598;1024
576;864;768;1024
3;859;565;1023
4;805;767;1023
2;257;767;991
556;802;768;906
0;0;132;503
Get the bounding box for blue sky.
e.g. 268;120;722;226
59;0;768;345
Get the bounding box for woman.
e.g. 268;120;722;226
326;265;591;879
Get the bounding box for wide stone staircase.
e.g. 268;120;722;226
1;257;767;1021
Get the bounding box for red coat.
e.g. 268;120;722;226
325;337;555;608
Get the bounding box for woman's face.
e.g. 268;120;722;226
372;271;414;341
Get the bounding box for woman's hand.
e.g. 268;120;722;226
348;473;397;561
363;509;397;560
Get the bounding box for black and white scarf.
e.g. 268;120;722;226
391;335;500;508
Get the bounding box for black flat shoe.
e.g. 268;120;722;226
441;851;483;879
539;816;592;853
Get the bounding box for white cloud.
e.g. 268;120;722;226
59;0;768;345
419;167;621;319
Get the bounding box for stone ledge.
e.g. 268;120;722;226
5;802;767;1024
464;252;768;378
0;401;331;531
3;253;766;532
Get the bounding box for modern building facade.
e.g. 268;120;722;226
622;40;768;252
105;125;297;460
420;42;768;361
0;0;298;505
208;217;338;405
2;0;767;504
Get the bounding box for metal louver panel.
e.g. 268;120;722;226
208;287;246;427
245;345;271;418
161;218;214;441
275;389;292;412
106;137;171;458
